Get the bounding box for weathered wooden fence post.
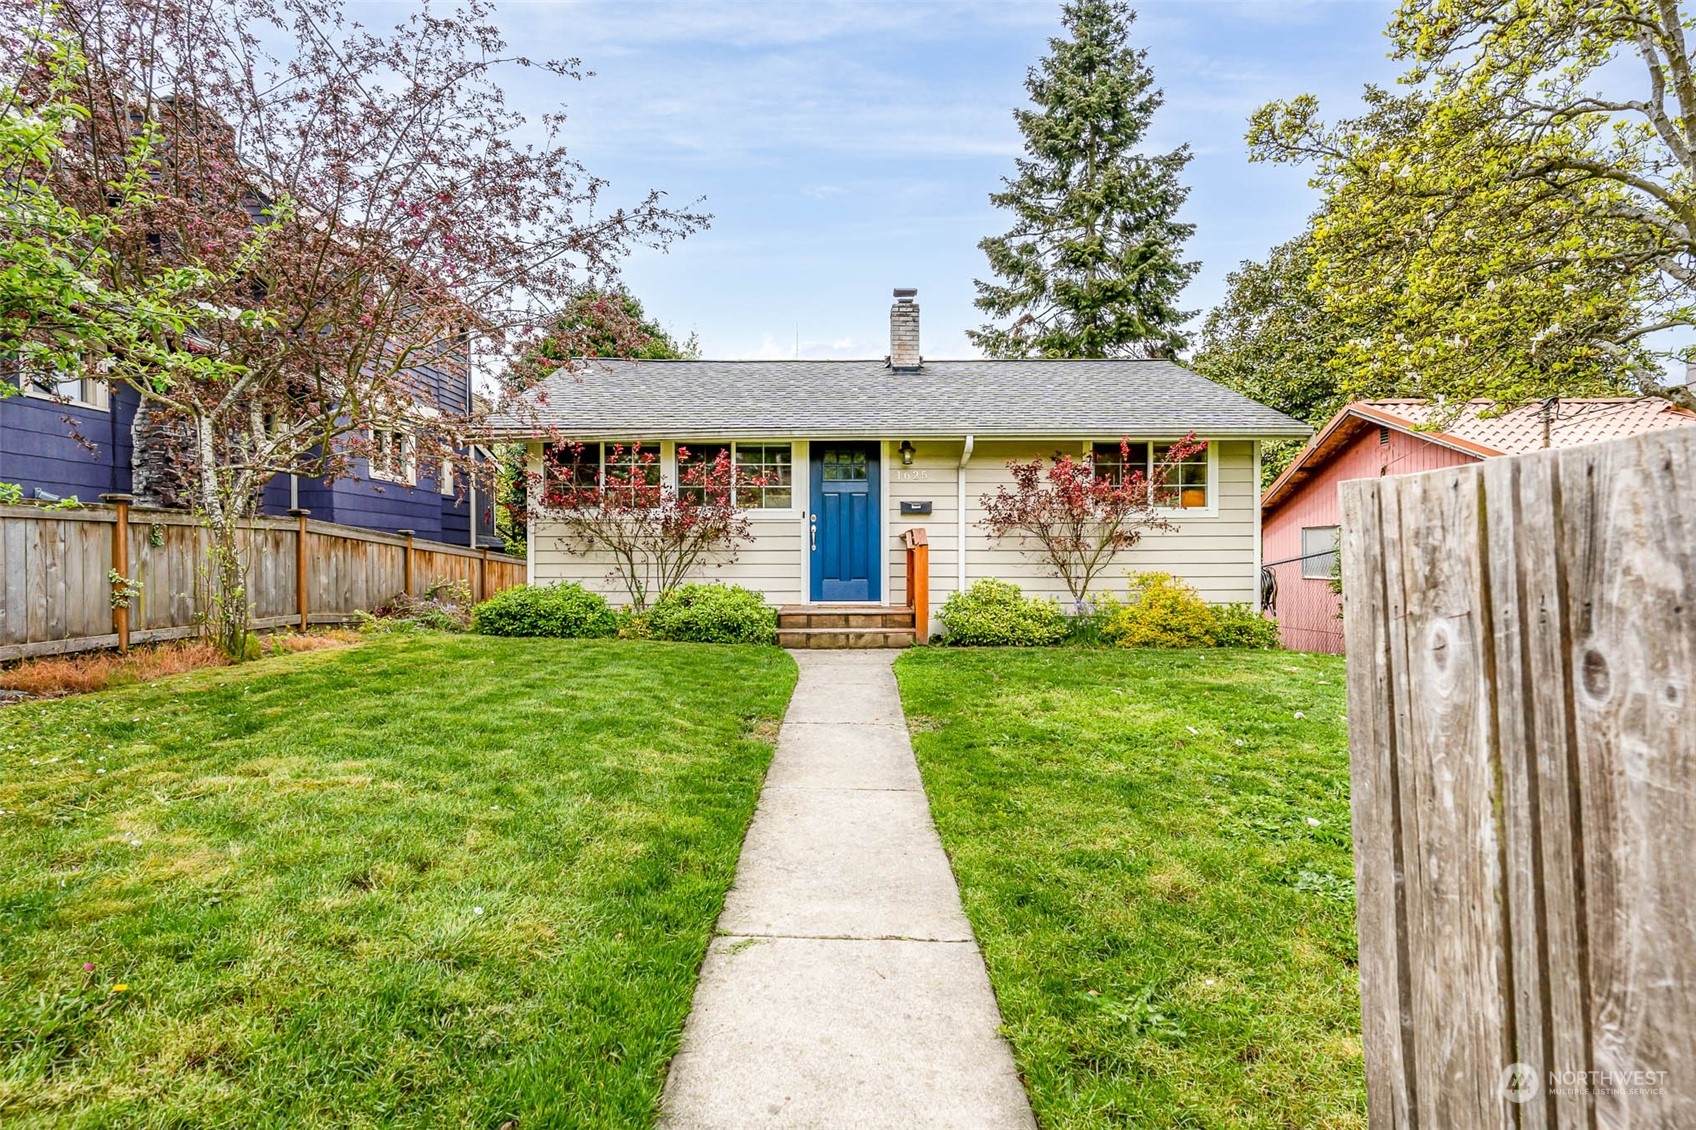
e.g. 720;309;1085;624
0;509;523;660
289;508;310;631
398;529;415;596
99;493;133;652
1341;428;1696;1129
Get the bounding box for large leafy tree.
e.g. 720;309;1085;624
4;0;704;655
969;0;1197;359
1247;1;1691;403
0;35;264;401
1191;233;1350;424
1390;0;1696;339
496;288;697;555
1189;234;1357;483
532;288;699;365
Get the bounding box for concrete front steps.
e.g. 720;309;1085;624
777;604;916;649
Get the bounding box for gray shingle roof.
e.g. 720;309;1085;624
485;358;1311;440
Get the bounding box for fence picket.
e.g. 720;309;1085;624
0;505;522;661
1344;429;1696;1128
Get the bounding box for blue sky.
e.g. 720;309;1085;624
478;0;1404;359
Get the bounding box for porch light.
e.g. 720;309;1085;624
899;439;916;466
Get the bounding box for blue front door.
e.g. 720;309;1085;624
810;443;881;601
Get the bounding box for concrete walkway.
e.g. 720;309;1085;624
659;650;1035;1130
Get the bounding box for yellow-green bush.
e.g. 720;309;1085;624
1100;573;1219;648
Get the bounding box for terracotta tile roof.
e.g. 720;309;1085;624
1261;396;1696;516
1360;397;1696;456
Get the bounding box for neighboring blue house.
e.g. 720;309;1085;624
2;361;500;547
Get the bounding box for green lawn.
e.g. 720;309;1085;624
894;647;1365;1130
0;634;797;1128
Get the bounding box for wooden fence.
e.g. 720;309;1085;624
0;501;525;661
1340;428;1695;1128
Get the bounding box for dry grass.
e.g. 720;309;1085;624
262;628;361;654
0;631;358;699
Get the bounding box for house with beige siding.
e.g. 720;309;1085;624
489;289;1309;644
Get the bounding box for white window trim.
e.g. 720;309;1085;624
369;426;417;486
1085;437;1221;519
537;440;663;512
1301;525;1341;580
21;369;110;412
668;440;799;516
438;455;456;496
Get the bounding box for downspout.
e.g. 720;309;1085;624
957;434;974;592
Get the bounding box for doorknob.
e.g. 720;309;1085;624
809;513;817;552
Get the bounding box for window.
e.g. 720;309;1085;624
1091;441;1209;509
676;442;731;503
1154;443;1208;509
438;456;456;497
735;443;793;509
677;442;792;509
1302;525;1340;579
24;367;109;411
820;448;866;482
370;427;416;485
547;442;601;491
604;443;662;499
1091;441;1133;485
543;442;661;496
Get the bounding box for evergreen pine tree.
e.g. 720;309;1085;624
970;0;1197;359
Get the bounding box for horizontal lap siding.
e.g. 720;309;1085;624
526;437;1261;611
0;390;132;502
529;516;807;605
964;439;1258;605
887;440;961;615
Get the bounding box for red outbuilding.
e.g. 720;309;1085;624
1260;397;1696;653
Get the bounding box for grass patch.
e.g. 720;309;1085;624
0;633;797;1127
894;647;1364;1129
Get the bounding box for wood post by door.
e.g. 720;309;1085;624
99;493;133;652
902;527;929;642
289;509;310;630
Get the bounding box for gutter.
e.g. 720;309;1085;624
957;434;974;593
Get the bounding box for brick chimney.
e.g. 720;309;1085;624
889;288;920;372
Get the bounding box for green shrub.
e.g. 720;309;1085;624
1213;602;1281;649
646;583;776;645
938;579;1068;646
614;608;653;640
1101;572;1218;648
472;583;617;639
